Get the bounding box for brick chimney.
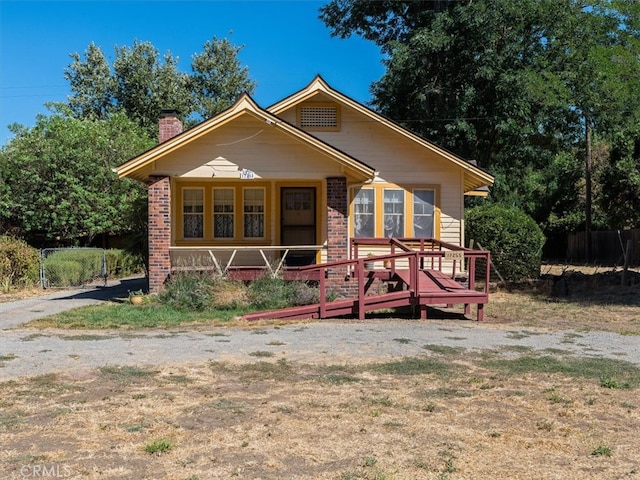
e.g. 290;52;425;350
158;109;182;143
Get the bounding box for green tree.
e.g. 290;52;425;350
64;37;256;137
0;110;153;244
65;42;114;120
190;37;257;119
320;0;640;243
112;40;192;133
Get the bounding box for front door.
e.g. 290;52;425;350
281;187;316;266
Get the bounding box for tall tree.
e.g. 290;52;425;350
320;0;640;240
0;111;153;244
64;37;256;138
112;41;192;133
190;37;257;119
65;42;114;120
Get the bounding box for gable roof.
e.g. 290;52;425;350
115;93;376;183
269;75;494;195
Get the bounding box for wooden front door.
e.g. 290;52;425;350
281;187;316;266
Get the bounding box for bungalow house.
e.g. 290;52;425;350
115;75;494;300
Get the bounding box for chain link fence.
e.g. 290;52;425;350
40;248;107;289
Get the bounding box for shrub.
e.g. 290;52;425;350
44;260;83;287
157;272;215;311
466;203;546;282
247;276;292;309
0;235;40;288
105;249;145;278
158;271;320;312
42;249;105;287
247;275;319;309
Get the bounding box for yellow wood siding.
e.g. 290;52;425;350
303;106;464;246
153;116;351;180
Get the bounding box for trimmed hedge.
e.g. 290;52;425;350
42;249;105;287
466;203;546;282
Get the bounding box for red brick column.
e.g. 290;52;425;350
148;175;171;293
326;177;354;296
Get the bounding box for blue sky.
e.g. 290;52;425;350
0;0;385;146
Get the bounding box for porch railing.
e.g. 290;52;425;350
351;237;472;279
169;245;326;277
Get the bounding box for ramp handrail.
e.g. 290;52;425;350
290;244;490;320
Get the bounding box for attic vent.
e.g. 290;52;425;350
299;105;339;130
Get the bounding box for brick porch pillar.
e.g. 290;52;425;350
148;175;171;293
326;176;352;296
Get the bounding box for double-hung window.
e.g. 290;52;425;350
213;188;234;238
353;189;375;237
413;189;435;238
383;189;405;238
183;188;204;238
243;188;264;238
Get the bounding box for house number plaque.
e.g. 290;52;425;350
444;250;464;261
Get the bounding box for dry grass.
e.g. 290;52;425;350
484;265;640;335
1;355;639;479
1;265;640;479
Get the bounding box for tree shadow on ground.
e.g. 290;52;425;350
51;276;147;303
504;269;640;306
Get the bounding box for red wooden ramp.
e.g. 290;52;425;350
242;290;413;321
243;270;487;322
242;241;490;322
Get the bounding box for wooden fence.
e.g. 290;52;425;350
566;229;640;266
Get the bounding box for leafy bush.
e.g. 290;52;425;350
0;235;40;288
466;203;546;282
42;249;105;287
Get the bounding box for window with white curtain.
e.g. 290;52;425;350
413;189;435;238
213;188;234;238
243;188;264;238
383;189;404;237
183;188;204;238
353;188;375;237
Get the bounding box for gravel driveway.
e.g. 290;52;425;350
1;278;639;380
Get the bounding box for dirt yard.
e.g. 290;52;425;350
1;265;639;479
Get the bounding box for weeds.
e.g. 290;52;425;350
144;438;173;455
248;350;275;358
99;365;158;384
481;355;640;388
591;444;613;457
373;356;452;376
